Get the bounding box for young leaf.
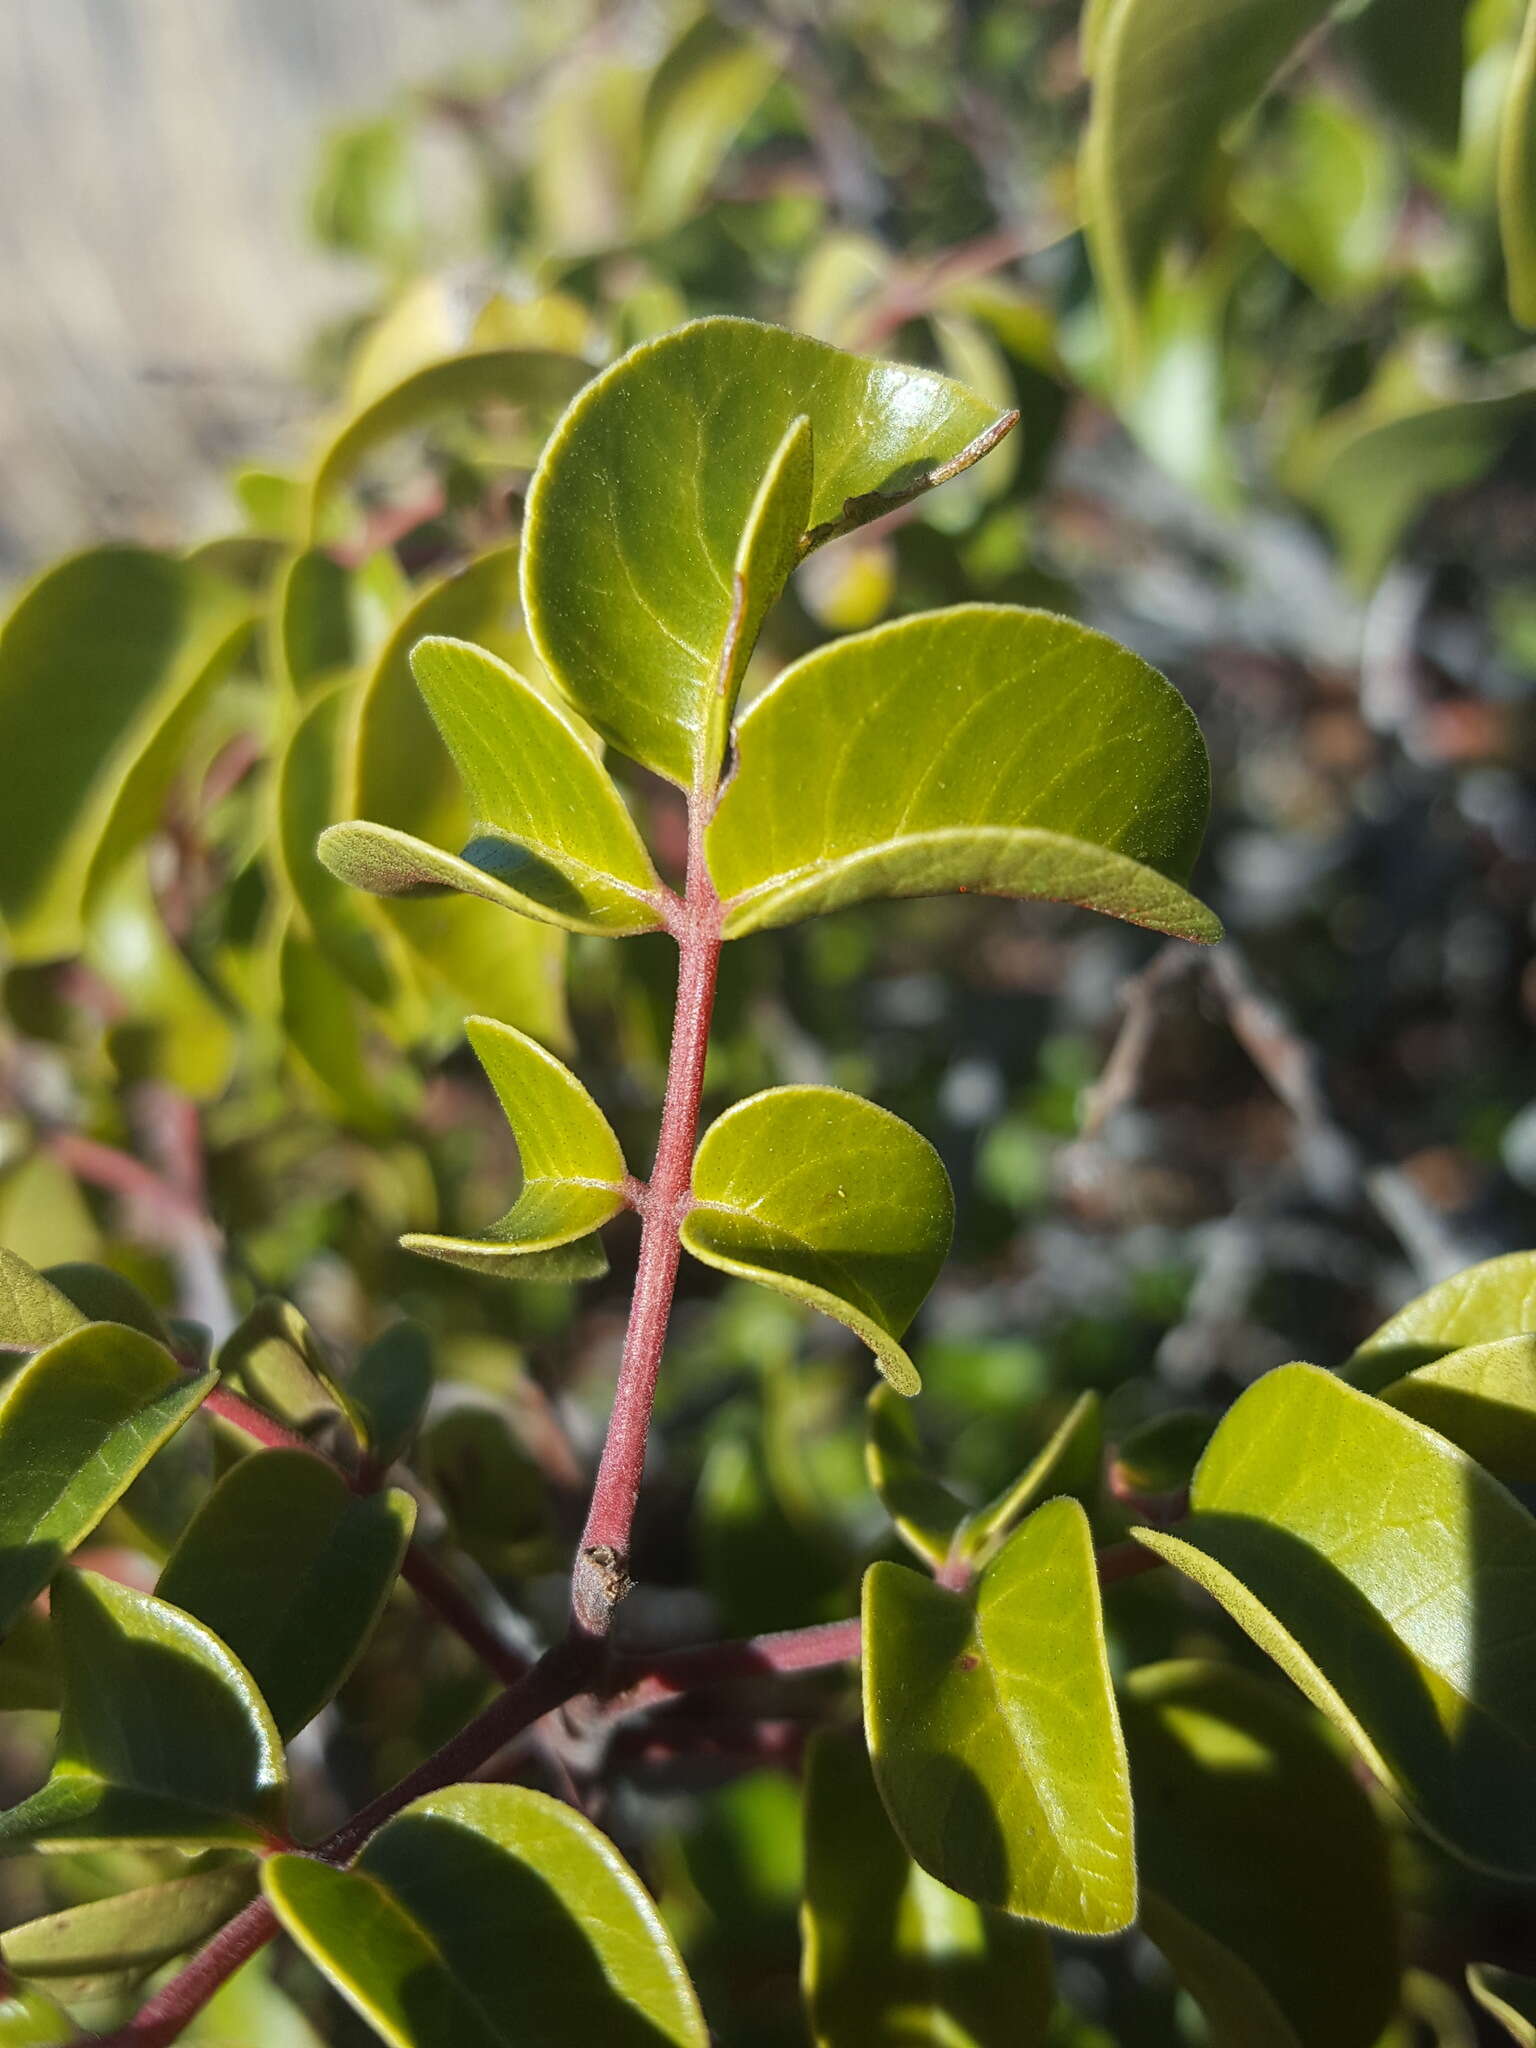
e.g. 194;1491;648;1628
680;1086;954;1396
521;317;1014;786
801;1724;1055;2048
1375;1335;1536;1483
321;636;666;936
0;1323;216;1632
402;1015;626;1278
349;1322;433;1470
865;1384;969;1568
1469;1964;1536;2045
219;1296;360;1439
1124;1661;1399;2048
1500;0;1536;329
0;547;251;962
863;1496;1136;1933
1135;1363;1536;1878
1346;1249;1536;1385
0;1572;286;1853
157;1449;415;1738
707;607;1219;943
957;1391;1102;1564
1081;0;1335;346
1;1856;257;1978
0;1249;87;1354
264;1782;709;2046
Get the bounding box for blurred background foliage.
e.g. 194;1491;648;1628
1;0;1535;2039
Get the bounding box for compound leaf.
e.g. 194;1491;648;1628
265;1783;708;2047
863;1497;1135;1933
0;1323;216;1632
681;1087;953;1396
801;1724;1054;2048
707;607;1218;942
402;1016;626;1279
1470;1964;1536;2045
158;1449;414;1739
1124;1660;1399;2048
321;635;665;936
0;1572;286;1853
1;1856;257;1978
522;317;1013;786
1135;1364;1536;1878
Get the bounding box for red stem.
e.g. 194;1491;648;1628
93;1896;279;2048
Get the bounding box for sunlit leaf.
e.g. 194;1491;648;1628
635;16;778;235
322;636;666;936
1375;1336;1536;1483
522;318;1013;786
0;1572;286;1852
958;1392;1102;1564
0;1323;215;1632
864;1497;1135;1933
0;1249;87;1354
1469;1964;1536;2044
158;1449;414;1738
801;1724;1054;2048
1124;1660;1399;2048
681;1086;954;1396
1;1856;257;1978
1345;1250;1536;1384
84;855;238;1101
265;1783;709;2046
0;1986;73;2044
402;1015;626;1279
1135;1363;1536;1877
219;1295;360;1440
1500;0;1536;328
708;607;1219;942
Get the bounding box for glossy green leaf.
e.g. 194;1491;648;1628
344;550;569;1047
801;1724;1054;2048
402;1015;625;1279
265;1782;709;2046
84;855;238;1100
349;1322;433;1470
1;1856;257;1977
308;350;590;532
321;636;665;936
681;1087;953;1396
863;1496;1135;1932
0;1987;72;2045
1081;0;1335;345
0;1323;216;1632
0;547;250;962
635;16;778;235
219;1296;359;1439
865;1383;968;1567
1124;1660;1399;2048
1469;1964;1536;2044
158;1449;414;1738
0;1572;286;1852
1501;0;1536;328
1345;1250;1536;1385
958;1391;1102;1564
1375;1336;1536;1483
0;1249;87;1354
1135;1363;1536;1877
707;606;1219;943
522;317;1014;786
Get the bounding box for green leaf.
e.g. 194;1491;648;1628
157;1448;414;1738
1081;0;1335;346
958;1391;1102;1564
1469;1964;1536;2045
707;607;1219;943
1345;1250;1536;1385
1375;1336;1536;1483
634;16;778;235
1343;0;1471;152
84;855;238;1100
344;549;569;1047
219;1296;359;1439
1501;0;1536;328
0;1249;87;1354
865;1384;968;1567
801;1724;1055;2048
422;1407;553;1574
1134;1363;1536;1878
0;547;250;962
0;1987;73;2045
522;317;1014;786
1110;1409;1214;1498
40;1262;169;1346
681;1086;954;1397
308;351;590;533
863;1496;1135;1933
0;1572;286;1852
349;1323;433;1470
1123;1660;1399;2048
0;1610;59;1712
264;1782;709;2046
1;1856;257;1977
321;636;665;936
0;1323;216;1632
278;924;413;1137
402;1015;626;1279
